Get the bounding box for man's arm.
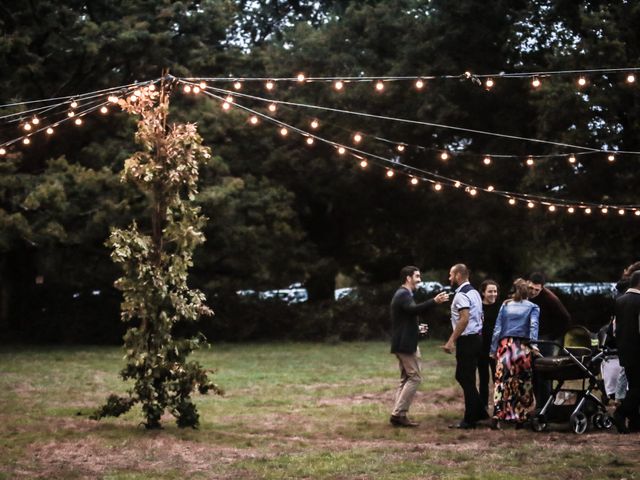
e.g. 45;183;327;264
398;291;449;313
442;308;469;354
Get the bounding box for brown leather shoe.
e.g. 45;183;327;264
390;415;419;427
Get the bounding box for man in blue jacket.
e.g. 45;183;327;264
390;266;449;427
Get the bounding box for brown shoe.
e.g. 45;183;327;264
390;415;419;427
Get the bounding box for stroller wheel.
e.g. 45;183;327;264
532;416;547;432
570;412;588;434
591;413;604;429
601;414;613;430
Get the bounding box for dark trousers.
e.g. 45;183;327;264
533;339;558;409
477;352;496;410
456;334;487;423
617;364;640;429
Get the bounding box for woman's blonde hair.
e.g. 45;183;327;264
511;278;529;302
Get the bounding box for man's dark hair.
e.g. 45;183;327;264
630;270;640;288
529;272;546;285
400;266;419;284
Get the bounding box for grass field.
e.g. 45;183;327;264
0;341;638;479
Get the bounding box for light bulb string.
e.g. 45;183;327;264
182;67;640;83
199;88;640;210
194;81;640;155
0;79;159;111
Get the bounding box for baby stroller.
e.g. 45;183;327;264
531;326;612;434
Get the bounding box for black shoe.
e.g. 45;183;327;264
449;421;476;429
390;415;419;427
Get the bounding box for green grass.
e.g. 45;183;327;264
0;341;638;479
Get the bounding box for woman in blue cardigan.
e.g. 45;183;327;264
490;278;540;429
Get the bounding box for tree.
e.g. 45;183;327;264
92;79;221;429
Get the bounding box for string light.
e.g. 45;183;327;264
199;81;207;89
434;183;442;191
440;151;449;161
192;86;201;94
469;188;477;196
548;205;556;212
23;123;32;131
415;79;424;89
568;207;575;213
360;159;368;168
353;133;362;143
0;148;6;155
397;144;405;152
46;127;54;134
297;73;306;82
375;81;384;92
454;181;461;188
74;118;83;126
249;115;259;125
334;80;344;91
234;81;242;90
626;74;636;84
532;77;541;88
410;177;419;185
32;117;40;125
487;185;494;192
527;201;535;208
485;78;495;89
183;85;192;93
578;77;587;87
310;119;319;129
225;95;234;103
67;111;75;118
23;138;30;145
618;209;625;215
222;102;231;110
508;198;516;205
601;207;608;214
266;80;275;90
585;208;592;214
526;156;534;166
268;103;277;112
108;95;119;103
129;94;138;102
70;100;78;108
100;106;108;114
483;155;491;165
306;137;314;145
386;170;394;178
338;146;346;155
607;153;615;162
635;210;640;217
568;154;576;164
279;127;288;136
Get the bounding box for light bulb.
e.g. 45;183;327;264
148;84;156;91
23;138;30;145
485;78;494;89
32;117;40;125
619;209;625;215
46;127;54;135
297;73;306;82
108;95;118;103
415;79;424;89
75;118;82;126
222;102;230;110
249;116;259;125
440;151;449;160
225;95;234;103
454;181;461;188
280;127;288;136
183;85;192;93
527;201;535;208
607;153;615;162
353;133;362;143
410;177;419;185
193;86;201;94
310;119;319;129
268;103;277;112
568;207;575;213
100;106;108;114
585;208;592;214
338;147;346;155
129;94;138;102
578;77;587;87
635;210;640;217
386;170;394;178
526;157;534;166
569;154;576;164
508;198;516;205
397;144;405;152
360;159;368;168
334;80;344;91
266;80;275;90
375;81;384;91
70;101;78;108
549;205;556;212
306;137;314;145
487;185;494;192
234;81;242;90
601;208;608;214
469;188;477;196
483;156;491;165
199;81;207;89
0;148;6;155
68;111;75;117
626;74;636;84
23;123;32;131
434;183;443;191
532;78;541;88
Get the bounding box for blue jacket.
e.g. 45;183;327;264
490;300;540;354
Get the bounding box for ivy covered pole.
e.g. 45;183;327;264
93;76;222;429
